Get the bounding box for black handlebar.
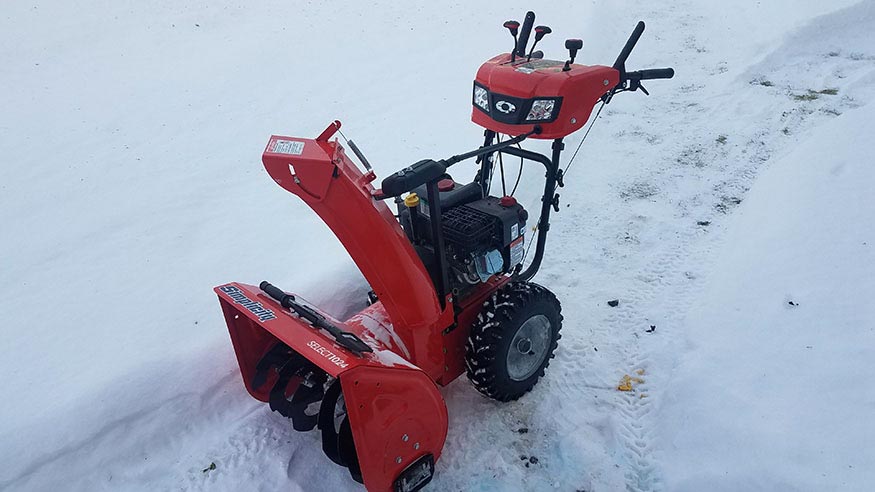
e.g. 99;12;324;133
606;21;674;100
613;20;645;71
627;68;675;81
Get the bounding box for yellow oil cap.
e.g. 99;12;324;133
404;193;420;208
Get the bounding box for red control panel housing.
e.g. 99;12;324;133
471;54;620;139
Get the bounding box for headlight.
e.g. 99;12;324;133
473;84;489;112
526;98;557;121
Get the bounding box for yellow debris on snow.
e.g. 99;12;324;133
636;368;646;376
617;374;645;391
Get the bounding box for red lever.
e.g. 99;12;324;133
316;120;341;141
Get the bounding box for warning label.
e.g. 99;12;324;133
510;235;525;267
272;139;305;155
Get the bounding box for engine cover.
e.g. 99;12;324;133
441;196;527;287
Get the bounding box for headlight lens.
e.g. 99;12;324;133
526;98;557;121
473;85;489;112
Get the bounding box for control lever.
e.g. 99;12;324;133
563;39;583;71
503;20;520;62
528;26;552;61
633;81;650;95
515;11;536;59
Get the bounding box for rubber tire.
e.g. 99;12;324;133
465;281;563;401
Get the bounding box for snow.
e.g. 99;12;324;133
2;0;874;491
657;66;875;491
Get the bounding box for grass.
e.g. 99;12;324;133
793;88;839;101
794;92;820;101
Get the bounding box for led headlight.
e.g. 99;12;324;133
526;98;558;121
473;84;490;112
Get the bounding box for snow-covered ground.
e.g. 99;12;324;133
2;1;873;491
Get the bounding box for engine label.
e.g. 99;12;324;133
510;235;525;266
219;284;277;322
271;139;305;155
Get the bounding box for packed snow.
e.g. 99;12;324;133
1;0;873;491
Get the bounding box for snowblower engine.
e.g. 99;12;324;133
398;182;528;294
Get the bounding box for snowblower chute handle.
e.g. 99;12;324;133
259;281;373;355
259;281;295;307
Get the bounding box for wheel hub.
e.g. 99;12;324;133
506;314;551;381
516;338;533;354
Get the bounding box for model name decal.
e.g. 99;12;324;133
307;340;349;369
220;285;277;322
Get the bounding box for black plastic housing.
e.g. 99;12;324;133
381;159;447;197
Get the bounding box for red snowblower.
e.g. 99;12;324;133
215;11;672;491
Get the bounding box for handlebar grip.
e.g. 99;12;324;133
259;281;295;308
637;67;675;80
613;21;645;70
381;159;447;198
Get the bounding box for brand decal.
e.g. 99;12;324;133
495;100;516;114
307;340;349;369
219;284;277;322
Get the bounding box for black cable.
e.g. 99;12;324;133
522;102;605;269
486;154;495;195
497;134;507;196
562;100;606;175
509;143;524;196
